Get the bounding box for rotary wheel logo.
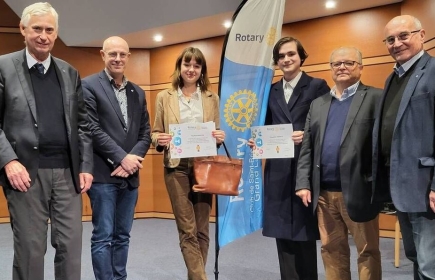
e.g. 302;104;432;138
224;89;258;132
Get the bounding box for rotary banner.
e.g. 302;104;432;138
217;0;285;247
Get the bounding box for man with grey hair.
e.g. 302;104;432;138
296;47;382;280
0;2;93;279
372;15;435;280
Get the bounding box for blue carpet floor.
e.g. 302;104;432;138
0;218;413;279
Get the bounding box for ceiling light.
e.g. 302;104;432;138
153;34;163;42
223;21;232;29
325;0;336;9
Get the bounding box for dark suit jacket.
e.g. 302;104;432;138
373;52;435;213
0;49;93;193
82;71;151;187
262;72;329;241
296;83;382;222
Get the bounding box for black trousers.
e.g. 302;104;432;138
276;238;318;280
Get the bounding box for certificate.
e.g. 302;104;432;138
251;124;294;159
169;122;217;158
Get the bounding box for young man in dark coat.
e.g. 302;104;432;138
249;37;329;280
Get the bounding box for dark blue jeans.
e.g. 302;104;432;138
88;183;138;280
398;210;435;280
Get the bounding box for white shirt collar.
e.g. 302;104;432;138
25;48;51;73
177;86;201;100
394;50;424;77
283;71;303;90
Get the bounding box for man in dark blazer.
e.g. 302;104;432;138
373;15;435;279
249;37;329;280
0;3;93;280
296;47;382;280
82;36;151;280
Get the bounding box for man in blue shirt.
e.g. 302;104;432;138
372;15;435;280
296;47;382;280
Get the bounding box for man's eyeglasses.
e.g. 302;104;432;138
383;30;420;45
105;51;129;59
330;61;360;69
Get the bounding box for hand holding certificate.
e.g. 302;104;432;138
251;124;294;159
169;122;217;158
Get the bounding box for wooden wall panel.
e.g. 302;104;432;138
0;191;8;220
0;33;26;54
0;0;19;27
151;154;172;213
150;37;224;85
281;4;400;65
379;213;396;231
135;155;154;213
148;89;161;129
125;49;150;86
82;194;92;220
360;63;395;89
51;44;150;85
401;0;435;40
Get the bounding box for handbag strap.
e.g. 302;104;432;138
221;142;232;159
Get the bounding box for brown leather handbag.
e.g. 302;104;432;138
192;142;242;196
